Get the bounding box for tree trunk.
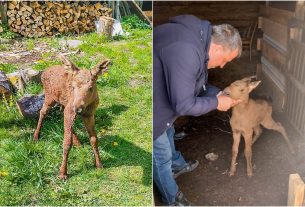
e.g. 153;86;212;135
0;2;8;25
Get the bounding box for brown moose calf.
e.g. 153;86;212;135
34;55;110;180
223;76;295;178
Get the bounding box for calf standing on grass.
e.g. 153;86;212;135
223;76;295;177
34;55;110;180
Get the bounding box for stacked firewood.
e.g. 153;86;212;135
7;1;112;37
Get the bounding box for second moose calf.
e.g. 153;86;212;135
223;76;295;177
34;55;110;180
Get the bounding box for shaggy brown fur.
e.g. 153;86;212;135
34;55;110;180
223;76;295;178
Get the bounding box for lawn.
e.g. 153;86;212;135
0;19;152;206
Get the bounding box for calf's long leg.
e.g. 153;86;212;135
59;106;76;180
243;129;254;177
82;115;102;169
72;129;81;147
252;125;262;144
261;116;295;154
34;98;55;141
229;130;241;177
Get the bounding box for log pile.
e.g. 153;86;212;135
7;1;112;37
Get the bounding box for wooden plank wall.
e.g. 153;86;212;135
257;3;294;112
258;1;305;139
153;1;263;37
285;1;305;140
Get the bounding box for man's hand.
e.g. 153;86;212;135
217;94;242;111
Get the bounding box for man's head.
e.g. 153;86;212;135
208;24;242;69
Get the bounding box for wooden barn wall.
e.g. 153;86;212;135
257;3;294;112
285;1;305;138
153;1;264;35
258;1;305;138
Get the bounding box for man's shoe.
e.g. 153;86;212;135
172;160;199;179
171;191;192;206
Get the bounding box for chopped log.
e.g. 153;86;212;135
96;16;115;36
16;94;45;118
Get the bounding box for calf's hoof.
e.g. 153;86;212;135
228;170;235;177
96;163;103;169
33;131;39;141
58;174;68;180
247;172;253;178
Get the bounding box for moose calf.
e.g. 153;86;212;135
34;55;110;180
223;76;295;177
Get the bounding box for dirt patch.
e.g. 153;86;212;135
0;39;67;66
155;112;305;206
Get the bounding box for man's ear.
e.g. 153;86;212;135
248;80;261;92
59;55;79;73
91;59;111;78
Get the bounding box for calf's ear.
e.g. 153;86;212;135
248;80;261;92
91;59;111;79
241;75;257;83
59;55;79;73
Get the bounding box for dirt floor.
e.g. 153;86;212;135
154;51;305;206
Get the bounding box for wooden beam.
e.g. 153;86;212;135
288;174;305;206
256;63;262;80
257;38;262;50
127;0;151;26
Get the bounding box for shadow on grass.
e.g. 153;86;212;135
101;135;152;186
88;104;152;186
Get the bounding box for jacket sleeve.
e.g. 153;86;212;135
160;42;218;116
204;83;221;97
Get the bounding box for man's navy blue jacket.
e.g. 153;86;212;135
153;15;219;140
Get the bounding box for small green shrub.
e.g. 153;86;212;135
0;24;18;39
0;44;9;51
26;39;35;51
121;15;150;31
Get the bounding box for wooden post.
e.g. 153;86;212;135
127;0;151;26
257;38;262;50
0;1;8;25
288;173;305;206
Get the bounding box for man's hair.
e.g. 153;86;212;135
211;24;242;57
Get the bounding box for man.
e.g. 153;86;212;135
153;15;242;205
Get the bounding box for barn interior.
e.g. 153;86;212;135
153;1;305;205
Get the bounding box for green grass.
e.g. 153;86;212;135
0;28;152;205
25;38;36;51
0;63;18;73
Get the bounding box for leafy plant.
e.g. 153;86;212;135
0;24;18;39
0;63;18;73
121;15;150;31
0;44;9;51
26;39;35;50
